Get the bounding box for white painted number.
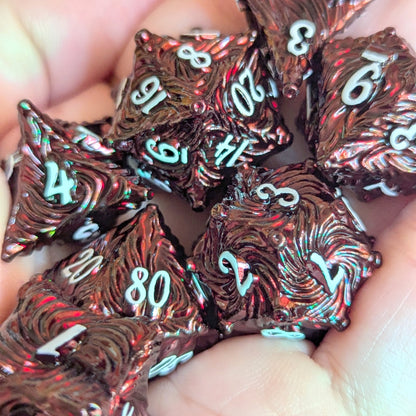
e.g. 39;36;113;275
390;122;416;150
231;68;265;117
36;324;86;360
72;219;100;242
125;267;171;308
145;139;188;164
149;351;194;379
255;183;300;207
214;134;250;167
61;248;103;284
310;252;344;294
121;402;135;416
177;45;212;68
363;181;399;197
341;49;389;106
131;76;167;114
44;160;75;205
287;20;316;56
218;251;254;297
261;327;305;340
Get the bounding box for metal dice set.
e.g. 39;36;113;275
1;0;414;414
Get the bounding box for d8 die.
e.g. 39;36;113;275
188;162;381;338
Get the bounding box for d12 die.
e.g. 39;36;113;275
106;29;292;209
188;162;381;338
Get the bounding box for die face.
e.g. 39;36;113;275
1;100;152;262
237;0;373;98
44;204;210;338
107;30;292;209
306;28;416;200
0;277;160;416
188;162;381;336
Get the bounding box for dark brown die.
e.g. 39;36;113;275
2;100;151;261
43;204;218;376
237;0;374;98
188;162;381;338
305;28;416;200
106;29;291;209
0;276;161;416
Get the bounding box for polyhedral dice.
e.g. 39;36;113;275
42;204;218;377
236;0;374;98
0;276;161;415
1;100;152;261
106;29;292;209
305;28;416;200
188;162;381;338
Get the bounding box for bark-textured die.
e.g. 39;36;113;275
43;204;218;377
188;162;381;338
1;100;152;261
106;29;292;209
305;28;416;200
0;276;162;415
236;0;373;97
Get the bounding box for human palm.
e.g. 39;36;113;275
0;0;415;415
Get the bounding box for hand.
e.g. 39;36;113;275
0;0;415;415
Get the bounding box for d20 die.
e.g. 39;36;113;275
106;29;291;209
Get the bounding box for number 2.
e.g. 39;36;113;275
218;251;254;297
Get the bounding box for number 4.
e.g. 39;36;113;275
44;160;75;205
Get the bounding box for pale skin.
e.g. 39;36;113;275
0;0;415;414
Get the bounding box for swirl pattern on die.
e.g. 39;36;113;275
106;30;291;209
2;100;151;261
238;0;373;97
307;28;416;199
44;205;207;337
0;276;160;415
189;162;380;335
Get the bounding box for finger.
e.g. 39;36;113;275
0;82;114;158
314;197;416;415
0;0;162;136
148;335;332;416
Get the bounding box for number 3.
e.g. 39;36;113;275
287;20;316;56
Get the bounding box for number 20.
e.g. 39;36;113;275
231;68;265;117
